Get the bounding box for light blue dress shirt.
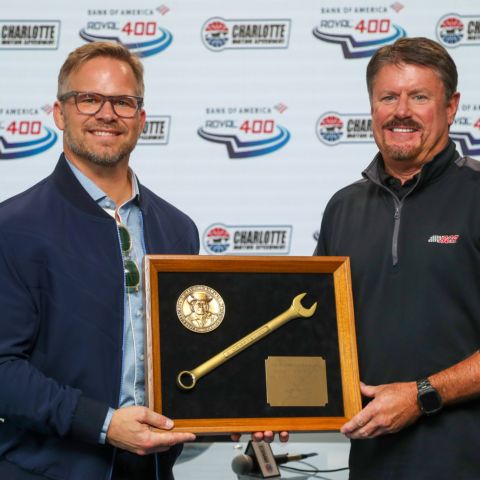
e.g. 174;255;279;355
66;160;147;444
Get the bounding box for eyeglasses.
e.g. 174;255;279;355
58;91;144;118
117;223;140;294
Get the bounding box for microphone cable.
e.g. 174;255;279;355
280;463;349;474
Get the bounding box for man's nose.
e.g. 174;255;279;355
95;99;118;120
394;93;411;118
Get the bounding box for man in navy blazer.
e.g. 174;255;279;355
0;42;199;479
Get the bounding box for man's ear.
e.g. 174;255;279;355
138;108;146;136
53;100;65;131
447;92;460;127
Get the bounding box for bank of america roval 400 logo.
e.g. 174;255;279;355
201;17;291;51
79;8;172;57
312;4;406;58
450;104;480;157
436;14;480;47
316;112;374;146
203;223;292;255
198;104;290;158
0;106;58;160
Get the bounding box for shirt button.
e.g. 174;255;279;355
136;309;143;317
140;354;144;361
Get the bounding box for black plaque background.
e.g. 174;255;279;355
157;271;343;419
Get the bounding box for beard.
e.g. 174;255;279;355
382;142;423;162
64;119;139;168
379;118;423;162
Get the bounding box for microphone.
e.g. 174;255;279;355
232;452;318;475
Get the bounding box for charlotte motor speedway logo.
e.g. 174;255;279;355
79;8;172;57
0;20;60;49
0;106;58;160
201;17;291;51
312;5;406;58
203;224;292;255
138;115;170;145
436;14;480;47
198;105;290;158
450;104;480;157
316;112;374;145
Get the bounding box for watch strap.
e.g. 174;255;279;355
416;378;432;394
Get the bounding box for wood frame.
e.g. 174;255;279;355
144;255;361;434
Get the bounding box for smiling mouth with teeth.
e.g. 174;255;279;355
91;130;119;136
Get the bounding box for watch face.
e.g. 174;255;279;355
420;389;442;413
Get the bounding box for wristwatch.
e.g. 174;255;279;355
416;378;443;415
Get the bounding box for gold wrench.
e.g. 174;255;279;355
176;292;317;390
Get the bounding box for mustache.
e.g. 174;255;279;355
383;119;421;130
87;122;123;132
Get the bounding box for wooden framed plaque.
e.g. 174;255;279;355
144;255;361;434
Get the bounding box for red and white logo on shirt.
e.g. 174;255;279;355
428;235;460;244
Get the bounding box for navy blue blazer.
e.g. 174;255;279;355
0;155;199;479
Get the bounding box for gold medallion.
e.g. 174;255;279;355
176;285;225;333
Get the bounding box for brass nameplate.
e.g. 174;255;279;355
265;356;328;407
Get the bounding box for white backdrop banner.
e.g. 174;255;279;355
1;0;478;254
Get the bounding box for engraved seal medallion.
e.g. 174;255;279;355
176;285;225;333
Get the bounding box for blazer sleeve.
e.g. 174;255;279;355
0;232;107;443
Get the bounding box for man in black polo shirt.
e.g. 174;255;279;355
316;37;480;479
